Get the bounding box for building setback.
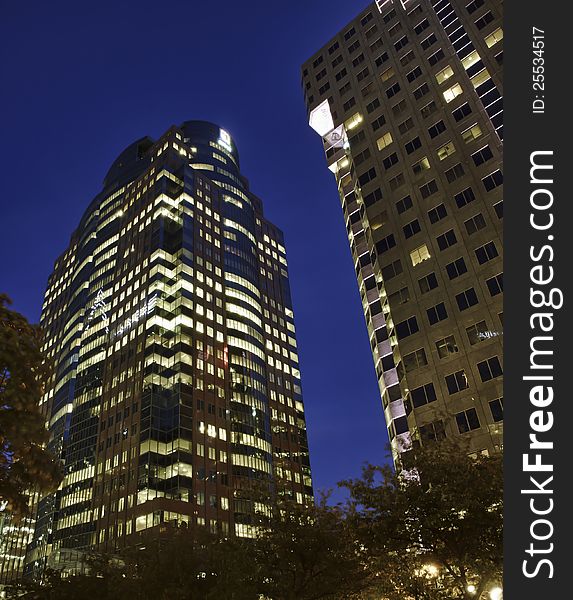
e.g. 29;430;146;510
15;121;311;579
302;0;503;459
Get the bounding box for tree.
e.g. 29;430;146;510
340;442;503;600
0;294;62;519
252;493;371;600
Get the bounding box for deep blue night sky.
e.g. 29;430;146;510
0;0;390;500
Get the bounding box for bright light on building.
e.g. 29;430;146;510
309;100;334;136
490;587;503;600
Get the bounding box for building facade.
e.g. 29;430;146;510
302;0;503;459
19;121;311;578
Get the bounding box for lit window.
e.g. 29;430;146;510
461;50;481;71
443;83;463;103
462;123;483;143
410;244;431;266
485;28;503;48
376;131;393;151
470;68;491;89
437;142;456;160
435;65;454;84
345;112;364;131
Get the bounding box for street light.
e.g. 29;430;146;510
467;584;476;594
490;586;503;600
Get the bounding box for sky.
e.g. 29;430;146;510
0;0;390;500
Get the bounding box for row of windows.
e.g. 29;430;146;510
410;355;502;409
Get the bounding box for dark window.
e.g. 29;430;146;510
456;408;481;433
389;173;405;190
352;53;365;67
466;0;485;14
419;420;446;442
414;18;430;35
335;68;348;81
383;8;397;23
446;257;468;279
466;320;489;345
455;287;479;311
400;50;416;67
493;200;504;219
393;99;408;116
361;12;373;26
396;195;413;214
472;145;494;166
418;272;438;293
403;219;421;239
375;51;390;66
486;273;504;296
405;137;422;154
375;234;396;255
477;356;503;382
420;180;438;199
394;35;409;51
453;102;472;121
489;397;504;422
436;335;458;358
445;370;469;394
421;33;437;50
455;187;476;208
428;203;447;224
372;115;387;130
411;382;437;408
348;40;361;54
437;229;457;251
427;302;448;325
344;27;356;41
364;188;383;207
475;241;499;264
475;11;494;30
366;98;381;113
464;213;487;235
413;83;430;100
428;120;447;138
398;117;415;135
343;97;356;111
328;41;340;54
420;101;438;118
445;163;465;183
403;347;428;372
386;82;401;98
312;56;324;68
358;167;377;186
332;55;343;68
381;259;403;280
383;152;399;170
482;170;503;191
407;66;423;83
396;316;419;339
428;49;445;65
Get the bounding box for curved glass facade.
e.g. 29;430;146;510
23;121;312;577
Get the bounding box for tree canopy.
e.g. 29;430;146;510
0;294;62;519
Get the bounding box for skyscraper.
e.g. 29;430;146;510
22;121;312;577
302;0;503;459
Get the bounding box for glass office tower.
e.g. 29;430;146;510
23;121;312;576
302;0;503;459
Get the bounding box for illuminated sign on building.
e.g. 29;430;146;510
87;288;109;333
218;129;232;152
113;294;158;338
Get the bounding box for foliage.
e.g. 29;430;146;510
340;442;503;600
252;493;370;600
0;294;62;519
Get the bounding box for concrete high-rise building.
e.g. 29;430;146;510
20;121;312;577
302;0;503;459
